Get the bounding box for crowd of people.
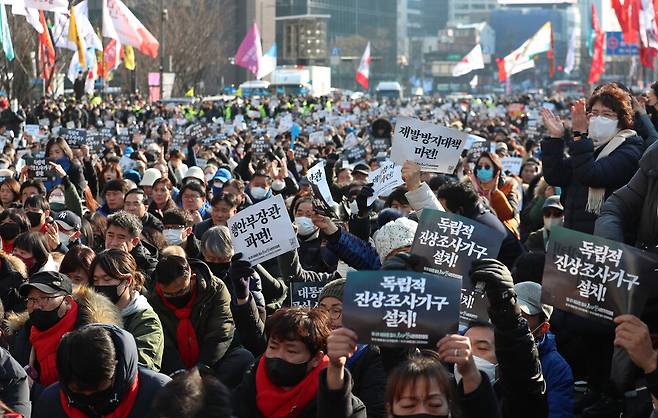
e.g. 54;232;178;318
0;82;654;417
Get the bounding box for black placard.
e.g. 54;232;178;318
290;281;327;308
59;128;87;148
343;144;366;163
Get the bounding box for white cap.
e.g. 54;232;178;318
140;168;162;187
183;166;206;184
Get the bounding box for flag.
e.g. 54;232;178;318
589;4;605;85
234;22;262;75
185;87;194;97
612;0;628;34
123;45;135;70
355;42;371;89
11;0;43;33
24;0;68;14
498;22;552;81
469;75;478;89
0;4;14;61
257;43;277;79
52;1;102;51
102;38;121;79
102;0;159;58
564;30;577;74
452;44;484;77
37;10;55;84
68;5;86;67
548;25;555;78
84;49;98;95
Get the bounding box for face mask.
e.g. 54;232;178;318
543;216;563;232
58;231;72;247
588;116;619;146
163;228;185;245
213;180;224;189
453;355;497;386
205;172;214;182
0;223;20;241
349;200;359;216
271;179;286;192
29;299;64;331
393;415;449;418
250;186;269;201
295;163;303;173
14;253;36;273
166;289;192;308
69;384;118;416
264;356;309;387
26;212;43;228
295;216;316;236
206;262;230;279
95;282;128;305
475;166;494;182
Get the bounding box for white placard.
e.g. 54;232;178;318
24;124;40;138
228;194;299;266
306;161;336;206
344;133;359;149
391;117;467;173
309;131;325;146
367;161;404;205
502;157;523;176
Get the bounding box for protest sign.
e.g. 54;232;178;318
306;161;336;206
343;270;461;347
464;134;486;151
367;161;404;205
85;132;102;151
290;281;327;308
541;227;658;323
411;209;505;322
24;124;41;138
343;144;366;163
251;137;271;158
370;137;391;155
309;131;325;146
295;147;309;159
391;117;467;173
466;140;489;163
23;157;52;182
59;129;87;147
38;118;50;127
344;133;359;149
99;128;115;140
228;194;299;266
502;156;523;176
186;123;209;141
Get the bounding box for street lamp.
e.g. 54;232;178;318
159;0;168;100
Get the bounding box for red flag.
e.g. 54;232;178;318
627;0;641;44
589;4;606;85
496;58;507;82
613;0;628;33
355;42;371;89
640;45;658;69
102;38;121;79
548;27;555;78
37;11;55;89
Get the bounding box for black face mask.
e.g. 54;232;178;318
94;283;127;305
0;223;20;241
206;262;230;279
69;383;118;416
393;415;449;418
264;356;309;387
26;212;43;228
29;300;64;331
166;289;192;308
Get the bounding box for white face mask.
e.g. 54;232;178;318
163;228;184;245
58;231;70;247
454;355;498;386
49;195;65;205
205;172;214;182
271;179;286;192
588;116;619;147
295;216;316;236
250;186;268;200
349;200;359;216
543;216;563;232
295;163;303;173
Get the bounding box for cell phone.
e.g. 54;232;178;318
45;216;54;224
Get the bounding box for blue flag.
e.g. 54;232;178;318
0;5;14;61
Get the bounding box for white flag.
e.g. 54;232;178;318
10;0;42;33
102;0;159;58
452;44;484;77
564;30;576;74
51;1;102;51
257;43;277;79
23;0;67;13
501;21;552;77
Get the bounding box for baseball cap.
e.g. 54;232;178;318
19;271;73;297
352;163;370;176
214;168;232;184
514;281;553;320
54;210;82;231
542;195;564;212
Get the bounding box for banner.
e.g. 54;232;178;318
411;209;506;322
228;194;299;266
306;161;336;206
343;270;461;347
542;226;658;323
391;116;467;173
367;161;404;205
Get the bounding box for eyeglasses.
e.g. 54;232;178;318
26;295;63;308
319;307;342;320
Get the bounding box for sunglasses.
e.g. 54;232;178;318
477;165;492;170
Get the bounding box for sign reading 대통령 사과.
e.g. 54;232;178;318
541;226;658;323
343;270;461;347
290;281;327;308
410;209;505;323
227;194;299;266
391;116;467;173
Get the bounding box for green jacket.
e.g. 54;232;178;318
122;294;164;372
147;260;235;375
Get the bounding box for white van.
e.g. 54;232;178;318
375;81;403;100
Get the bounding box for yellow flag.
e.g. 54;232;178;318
124;45;135;70
185;87;194;97
68;6;86;67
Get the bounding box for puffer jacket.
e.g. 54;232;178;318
297;231;338;274
325;228;381;271
0;347;30;418
541;132;643;234
0;253;27;314
121;293;164;372
538;332;574;418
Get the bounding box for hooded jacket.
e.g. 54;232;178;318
0;252;27;314
121;294;164;372
33;325;170;418
147;259;235;375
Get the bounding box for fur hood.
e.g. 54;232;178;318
1;252;27;278
5;285;123;335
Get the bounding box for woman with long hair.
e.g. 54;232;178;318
148;177;177;221
45;137;86;195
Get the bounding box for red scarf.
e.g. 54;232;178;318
29;300;78;386
59;372;140;418
255;355;329;418
2;240;12;254
155;283;199;368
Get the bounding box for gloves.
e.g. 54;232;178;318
469;258;516;308
355;184;374;217
381;252;426;272
228;253;252;300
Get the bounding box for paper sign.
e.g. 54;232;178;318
367;161;404;205
309;131;325;146
343;270;461;347
502;157;523;176
59;128;87;148
464;134;486;150
344;133;359;149
410;209;505;323
391;117;467;173
252;137;271;158
306;161;336;206
295;147;310;159
23;157;52;182
228;194;299;266
343;145;366;163
290;281;328;308
370;137;391;155
467;141;490;163
541;227;658;323
38;118;50;127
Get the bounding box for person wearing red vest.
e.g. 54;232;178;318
33;324;171;418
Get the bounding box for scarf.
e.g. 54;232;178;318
59;373;139;418
255;355;328;418
155;283;199;368
586;129;636;214
29;300;79;386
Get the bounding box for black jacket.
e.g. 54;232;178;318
0;347;30;418
131;241;158;284
347;345;387;418
141;212;164;232
66;160;87;196
0;254;26;314
34;325;170;418
297;232;338;274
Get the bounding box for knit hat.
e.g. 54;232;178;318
374;217;418;263
319;278;346;302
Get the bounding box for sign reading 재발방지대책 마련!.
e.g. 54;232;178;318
391;116;467;173
227;194;299;266
410;209;506;323
541;226;658;323
343;270;461;347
